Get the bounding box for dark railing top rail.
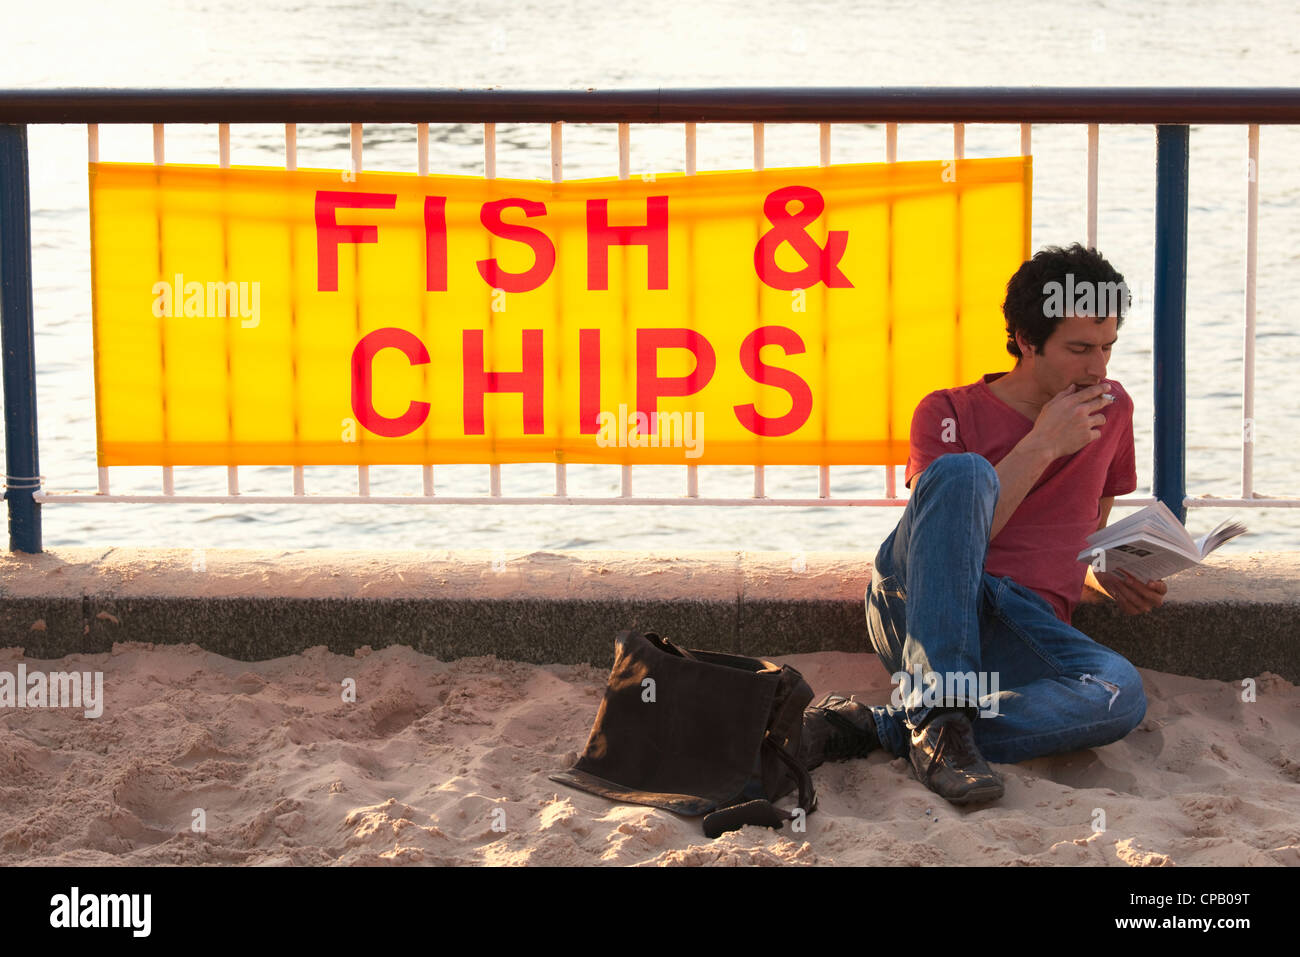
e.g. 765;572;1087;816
2;87;1300;125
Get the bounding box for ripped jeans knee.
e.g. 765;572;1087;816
1077;665;1146;737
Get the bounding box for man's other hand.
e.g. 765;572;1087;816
1092;569;1167;615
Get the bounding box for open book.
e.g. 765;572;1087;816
1076;501;1247;581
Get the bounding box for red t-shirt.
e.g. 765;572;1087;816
903;372;1138;624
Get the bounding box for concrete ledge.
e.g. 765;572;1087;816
0;547;1296;681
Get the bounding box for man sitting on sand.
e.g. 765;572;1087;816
801;243;1167;805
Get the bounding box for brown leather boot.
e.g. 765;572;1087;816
908;708;1004;805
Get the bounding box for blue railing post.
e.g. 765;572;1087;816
1153;124;1188;524
0;123;42;553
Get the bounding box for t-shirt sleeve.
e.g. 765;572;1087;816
1101;391;1138;497
905;391;964;489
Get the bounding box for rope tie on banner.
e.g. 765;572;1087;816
3;474;45;490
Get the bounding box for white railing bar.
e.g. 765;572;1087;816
31;492;919;506
419;122;433;499
950;124;965;416
685;122;699;498
286;123;304;497
487;122;501;500
820;123;835;499
946;123;967;486
46;491;1298;508
89;121;105;498
1087;123;1099;248
153;123;172;496
1014;123;1033;512
1243;124;1259;498
752;121;765;499
34;491;1196;507
617;122;633;499
883;125;899;500
553;122;567;498
884;122;901;504
218;123;239;497
885;121;898;499
1186;498;1300;507
351;122;370;498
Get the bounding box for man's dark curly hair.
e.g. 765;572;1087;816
1002;243;1129;360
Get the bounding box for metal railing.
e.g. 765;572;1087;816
3;87;1299;554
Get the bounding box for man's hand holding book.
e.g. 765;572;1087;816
1085;566;1168;615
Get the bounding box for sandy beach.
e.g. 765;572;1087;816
1;640;1297;866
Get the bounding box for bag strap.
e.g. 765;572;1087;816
701;737;818;837
763;733;818;816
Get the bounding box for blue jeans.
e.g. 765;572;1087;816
864;452;1146;764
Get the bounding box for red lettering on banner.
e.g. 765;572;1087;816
733;325;813;436
476;199;557;293
424;196;448;291
579;329;602;434
586;196;669;290
463;329;546;434
753;186;853;290
315;190;397;292
351;328;431;437
346;324;822;446
635;328;716;432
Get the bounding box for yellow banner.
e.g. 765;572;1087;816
88;157;1029;466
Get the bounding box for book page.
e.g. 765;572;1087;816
1195;517;1248;556
1091;542;1197;582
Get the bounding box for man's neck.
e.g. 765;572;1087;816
988;364;1053;416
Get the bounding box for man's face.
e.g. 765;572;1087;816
1020;312;1118;396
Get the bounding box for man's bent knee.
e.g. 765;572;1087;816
916;452;999;501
